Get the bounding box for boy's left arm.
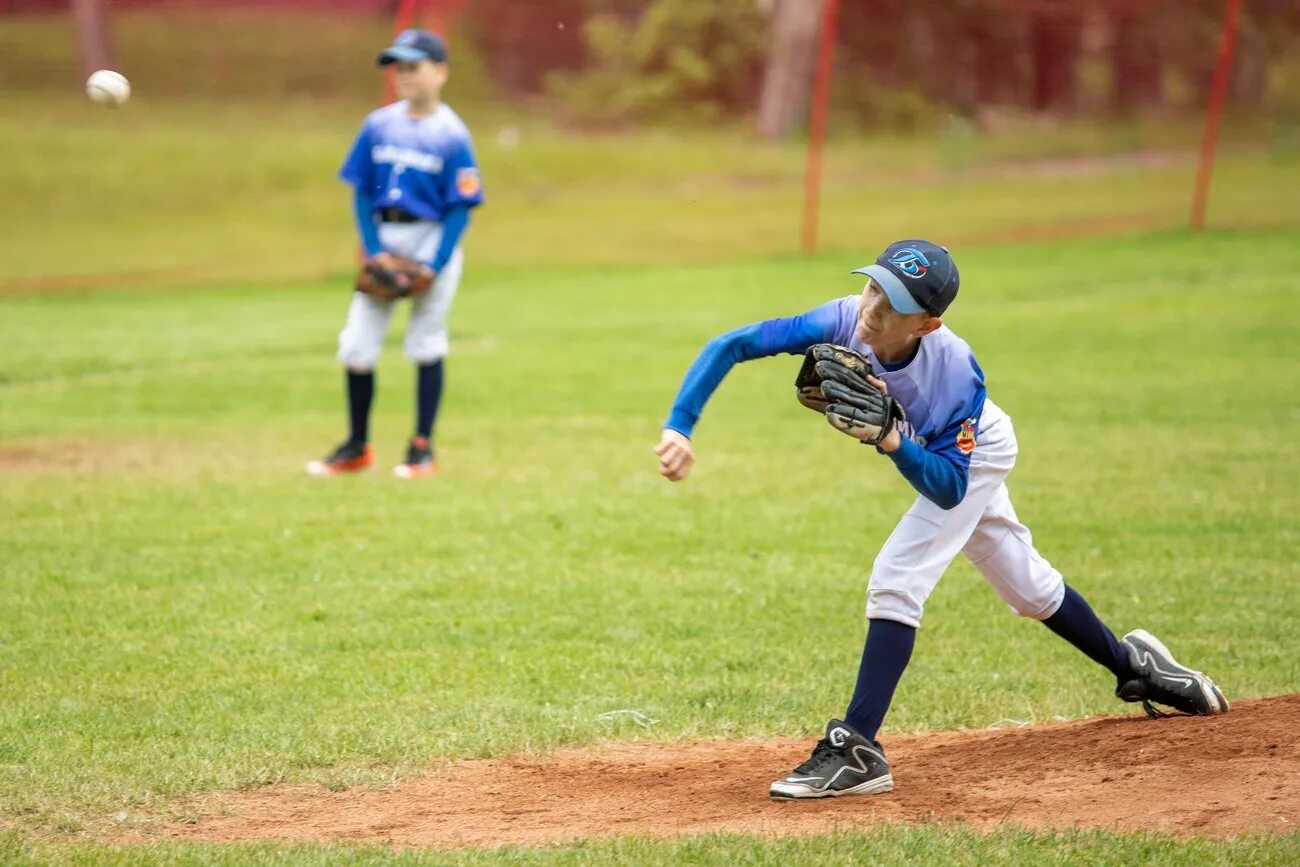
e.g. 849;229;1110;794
875;379;983;510
880;427;970;510
429;136;484;272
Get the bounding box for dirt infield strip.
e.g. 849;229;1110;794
150;695;1297;848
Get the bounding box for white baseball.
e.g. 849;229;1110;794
86;70;131;107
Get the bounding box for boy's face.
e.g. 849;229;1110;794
392;59;448;101
855;279;940;346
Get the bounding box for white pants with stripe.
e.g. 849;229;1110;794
866;400;1066;628
337;221;465;370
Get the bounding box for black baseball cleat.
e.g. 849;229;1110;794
769;719;894;800
1116;629;1229;718
393;436;438;479
305;439;374;476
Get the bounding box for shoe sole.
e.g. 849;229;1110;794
1125;629;1229;715
769;774;894;800
392;462;438;479
305;460;374;477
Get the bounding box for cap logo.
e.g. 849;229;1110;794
396;30;420;46
888;247;930;279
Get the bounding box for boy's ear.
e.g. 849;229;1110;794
916;316;943;337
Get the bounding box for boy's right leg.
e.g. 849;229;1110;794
770;435;1017;800
346;368;376;447
395;249;462;479
306;293;394;476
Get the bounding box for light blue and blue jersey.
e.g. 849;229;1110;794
666;296;988;509
340;101;483;269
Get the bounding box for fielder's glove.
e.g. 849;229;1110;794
794;344;872;413
794;343;907;447
356;252;435;300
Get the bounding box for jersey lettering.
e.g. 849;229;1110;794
371;144;444;173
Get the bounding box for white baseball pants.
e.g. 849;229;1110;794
337;220;465;370
866;401;1066;628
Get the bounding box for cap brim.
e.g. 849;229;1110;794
852;265;927;315
377;46;430;65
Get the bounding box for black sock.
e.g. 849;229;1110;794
416;360;444;442
346;370;374;445
844;618;916;742
1042;584;1132;680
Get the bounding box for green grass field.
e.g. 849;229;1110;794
2;17;1300;857
3;228;1298;862
3;827;1298;866
4;90;1298;291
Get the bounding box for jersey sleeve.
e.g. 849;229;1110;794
924;354;987;473
441;135;484;210
352;186;383;257
664;297;856;438
339;120;375;191
886;353;987;509
429;204;470;271
757;295;857;354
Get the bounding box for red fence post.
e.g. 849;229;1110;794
1190;0;1244;232
801;0;840;253
382;0;421;105
71;0;115;80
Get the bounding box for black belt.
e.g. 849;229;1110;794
377;207;421;223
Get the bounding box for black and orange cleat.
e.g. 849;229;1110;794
393;436;437;479
306;440;374;477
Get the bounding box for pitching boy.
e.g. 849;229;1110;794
654;240;1229;799
308;28;484;479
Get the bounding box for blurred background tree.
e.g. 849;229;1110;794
501;0;1297;136
543;0;767;124
755;0;820;139
5;0;1300;139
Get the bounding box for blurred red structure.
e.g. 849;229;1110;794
381;0;467;104
5;0;1289;246
1;0;394;10
1192;0;1245;232
801;0;839;253
70;0;113;77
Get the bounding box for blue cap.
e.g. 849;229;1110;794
377;29;449;66
852;240;960;317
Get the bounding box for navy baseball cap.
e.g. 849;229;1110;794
377;29;448;66
852;240;960;317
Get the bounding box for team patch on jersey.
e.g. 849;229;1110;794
956;418;976;454
456;167;481;197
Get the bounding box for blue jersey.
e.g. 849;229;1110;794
834;296;986;469
665;296;988;509
340;101;484;221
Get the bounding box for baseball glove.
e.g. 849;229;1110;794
794;344;873;413
794;343;907;446
356;252;435;300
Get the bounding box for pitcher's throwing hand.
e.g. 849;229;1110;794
654;430;694;481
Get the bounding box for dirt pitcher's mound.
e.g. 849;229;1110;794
161;695;1297;848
